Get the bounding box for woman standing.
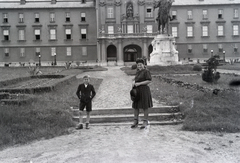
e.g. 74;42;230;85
131;58;153;129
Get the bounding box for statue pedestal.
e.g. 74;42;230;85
149;34;181;66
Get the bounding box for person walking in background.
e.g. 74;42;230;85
131;58;153;129
76;75;96;130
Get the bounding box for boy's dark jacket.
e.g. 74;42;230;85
76;84;96;103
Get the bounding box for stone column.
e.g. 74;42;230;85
143;39;148;58
101;39;107;66
117;39;124;66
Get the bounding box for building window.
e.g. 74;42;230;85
4;48;9;57
234;44;238;52
202;25;208;37
36;47;40;56
127;25;133;34
203;9;208;19
66;47;71;56
188;45;192;53
146;25;152;33
35;13;40;23
81;28;87;39
217;25;224;36
34;29;41;40
218;44;223;52
18;29;25;41
187;26;193;37
81;13;86;22
172;11;177;20
50;13;55;22
218;9;223;19
65;29;72;40
172;26;178;37
19;13;24;23
3;30;9;41
82;47;87;56
3;13;8;23
108;26;114;34
20;48;25;57
146;8;153;17
234;9;239;18
187;10;193;20
203;44;208;53
66;12;70;22
51;47;56;56
233;25;239;36
107;7;114;18
50;29;56;40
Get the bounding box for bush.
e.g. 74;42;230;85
131;64;137;70
193;64;202;71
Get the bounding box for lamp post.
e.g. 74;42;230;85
223;51;225;62
211;50;213;57
54;53;57;65
38;54;41;67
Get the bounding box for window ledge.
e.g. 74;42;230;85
201;36;210;38
232;35;239;37
1;40;10;42
186;36;194;38
49;39;57;41
18;40;26;42
64;39;73;41
217;35;225;37
33;40;42;42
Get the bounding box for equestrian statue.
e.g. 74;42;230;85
154;0;174;34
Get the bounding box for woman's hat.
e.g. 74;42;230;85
136;58;144;64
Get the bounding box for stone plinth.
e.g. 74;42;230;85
149;34;181;66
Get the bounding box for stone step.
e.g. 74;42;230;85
73;112;183;124
71;105;180;116
89;121;184;126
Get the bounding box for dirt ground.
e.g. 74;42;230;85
0;124;240;163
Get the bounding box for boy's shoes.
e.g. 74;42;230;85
75;123;83;130
86;123;90;129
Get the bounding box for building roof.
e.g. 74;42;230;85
173;0;240;6
0;0;95;9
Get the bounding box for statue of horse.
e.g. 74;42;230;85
154;0;174;34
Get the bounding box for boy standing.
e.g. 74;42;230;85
76;75;96;129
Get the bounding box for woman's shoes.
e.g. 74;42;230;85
131;119;138;128
140;120;148;129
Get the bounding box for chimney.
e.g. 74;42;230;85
51;0;57;4
20;0;26;5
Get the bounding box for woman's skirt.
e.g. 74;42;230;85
132;85;153;110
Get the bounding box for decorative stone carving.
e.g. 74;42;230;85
99;2;106;7
138;0;145;6
115;1;122;6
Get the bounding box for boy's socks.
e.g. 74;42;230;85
86;123;90;129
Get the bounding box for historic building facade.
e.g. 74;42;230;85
0;0;240;66
97;0;240;65
0;0;97;66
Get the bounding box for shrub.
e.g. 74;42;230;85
193;64;202;71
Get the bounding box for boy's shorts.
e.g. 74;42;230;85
79;102;92;112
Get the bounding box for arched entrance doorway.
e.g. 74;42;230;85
107;45;117;62
124;45;142;62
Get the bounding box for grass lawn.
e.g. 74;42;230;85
0;66;104;150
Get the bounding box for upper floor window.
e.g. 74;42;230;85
146;8;153;17
82;47;87;56
172;11;177;20
81;13;86;22
34;29;41;40
187;26;193;37
65;29;72;40
146;25;152;33
202;25;208;37
217;25;224;36
66;12;70;22
19;13;24;23
233;25;239;36
127;25;133;34
3;13;8;23
35;13;40;23
187;10;193;20
108;26;114;34
202;9;208;19
172;26;178;37
51;47;56;56
50;13;55;22
3;29;9;41
234;9;239;18
107;7;114;18
218;9;223;19
18;29;25;40
66;47;71;56
4;48;9;57
81;28;87;39
50;29;56;40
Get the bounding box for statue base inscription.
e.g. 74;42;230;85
149;34;181;66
